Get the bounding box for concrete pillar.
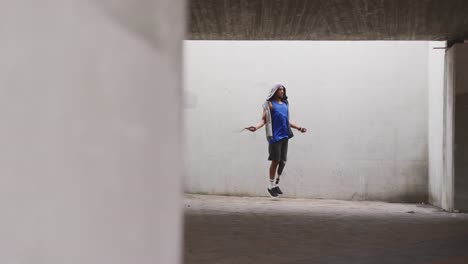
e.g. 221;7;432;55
443;43;468;212
428;42;446;208
451;44;468;212
442;46;456;211
0;1;184;263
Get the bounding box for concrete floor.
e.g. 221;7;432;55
184;194;468;264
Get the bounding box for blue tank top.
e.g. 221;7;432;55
270;100;289;144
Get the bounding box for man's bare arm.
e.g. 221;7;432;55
290;120;307;133
246;109;266;132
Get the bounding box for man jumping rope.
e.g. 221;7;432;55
246;84;307;198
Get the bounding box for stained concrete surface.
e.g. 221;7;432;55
189;0;468;41
185;194;468;264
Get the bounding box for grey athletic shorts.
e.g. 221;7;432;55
268;138;288;161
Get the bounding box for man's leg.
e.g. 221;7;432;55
276;161;286;184
268;141;281;197
274;139;288;194
267;160;279;197
269;160;279;183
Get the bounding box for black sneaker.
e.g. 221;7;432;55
273;186;283;195
267;188;279;198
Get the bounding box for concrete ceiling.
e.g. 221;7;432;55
188;0;468;41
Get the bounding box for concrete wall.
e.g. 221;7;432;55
184;41;429;202
0;1;184;263
428;42;446;208
452;44;468;211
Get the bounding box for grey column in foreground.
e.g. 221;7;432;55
0;1;185;263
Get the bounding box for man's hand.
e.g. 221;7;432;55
298;127;307;133
246;126;257;132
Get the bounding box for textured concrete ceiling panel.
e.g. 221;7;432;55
188;0;468;40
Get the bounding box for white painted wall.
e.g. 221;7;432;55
184;41;429;202
0;1;184;263
428;41;446;208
